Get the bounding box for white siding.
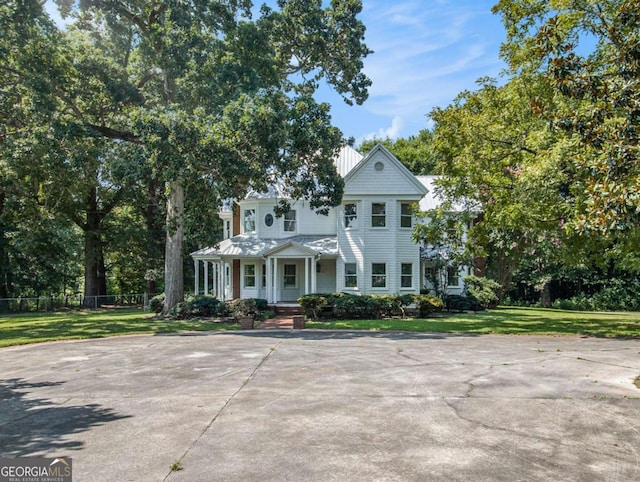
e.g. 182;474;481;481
245;200;336;239
316;259;336;293
345;150;426;198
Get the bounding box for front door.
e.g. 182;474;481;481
279;261;302;302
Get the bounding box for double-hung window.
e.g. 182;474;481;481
400;203;413;228
244;264;256;288
244;209;256;232
372;263;386;288
284;210;296;232
371;203;386;227
344;203;358;228
447;266;460;287
401;263;413;288
284;264;297;287
344;263;357;288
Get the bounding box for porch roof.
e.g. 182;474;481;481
191;234;338;259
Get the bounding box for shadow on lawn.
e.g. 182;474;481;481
0;378;130;457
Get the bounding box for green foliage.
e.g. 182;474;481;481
552;279;640;312
229;298;268;318
413;294;444;317
493;0;640;234
445;294;482;312
300;293;442;320
172;295;229;320
297;294;330;319
358;130;439;175
463;275;501;309
149;294;165;314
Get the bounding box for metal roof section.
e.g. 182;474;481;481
334;144;364;177
416;176;479;213
191;235;338;259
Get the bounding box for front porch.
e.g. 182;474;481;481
191;235;338;304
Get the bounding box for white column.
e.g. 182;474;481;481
266;257;272;303
312;257;317;293
220;261;226;301
273;257;279;303
304;257;310;295
217;261;222;299
204;261;209;295
194;259;199;296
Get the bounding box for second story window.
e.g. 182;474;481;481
284;210;296;232
244;209;256;232
344;203;358;228
371;203;386;227
400;203;413;228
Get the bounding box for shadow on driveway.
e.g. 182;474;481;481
0;378;131;457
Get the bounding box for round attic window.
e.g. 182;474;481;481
265;213;274;227
374;161;384;172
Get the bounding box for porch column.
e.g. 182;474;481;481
204;261;209;295
304;256;310;295
217;261;223;299
266;257;273;303
220;261;226;301
194;259;199;296
273;257;279;303
312;257;317;293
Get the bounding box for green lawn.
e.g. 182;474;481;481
0;308;239;348
306;307;640;338
1;307;638;349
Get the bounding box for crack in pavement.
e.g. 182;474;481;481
162;342;281;481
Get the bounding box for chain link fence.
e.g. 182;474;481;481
0;294;149;314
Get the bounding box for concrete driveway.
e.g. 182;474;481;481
1;331;639;481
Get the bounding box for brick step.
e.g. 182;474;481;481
270;305;304;316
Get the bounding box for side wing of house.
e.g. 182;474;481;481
337;145;428;295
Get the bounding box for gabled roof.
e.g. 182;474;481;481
191;235;338;259
344;144;429;197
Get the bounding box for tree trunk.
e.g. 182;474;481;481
83;226;106;307
540;279;552;308
0;191;9;298
162;180;184;316
82;188;107;308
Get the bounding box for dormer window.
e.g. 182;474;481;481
244;209;256;232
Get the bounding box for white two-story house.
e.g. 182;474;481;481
190;144;469;303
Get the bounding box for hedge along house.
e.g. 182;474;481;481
190;144;469;303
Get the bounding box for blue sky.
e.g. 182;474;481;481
45;0;507;145
331;0;507;144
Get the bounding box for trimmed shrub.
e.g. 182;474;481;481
149;293;165;314
298;294;331;318
445;294;482;312
463;275;501;309
413;294;444;317
230;298;258;318
170;295;227;319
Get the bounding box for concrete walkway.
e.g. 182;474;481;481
1;332;639;481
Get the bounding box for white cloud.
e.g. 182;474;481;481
344;0;506;140
361;116;404;142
